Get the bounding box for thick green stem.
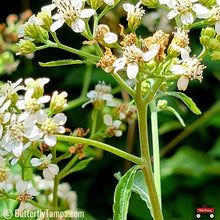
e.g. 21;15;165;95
55;135;143;165
135;100;164;220
150;100;162;208
134;80;164;220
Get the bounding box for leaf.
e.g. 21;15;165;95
39;59;83;67
165;92;201;115
132;170;154;218
67;157;93;174
161;146;220;177
113;165;139;220
166;106;185;127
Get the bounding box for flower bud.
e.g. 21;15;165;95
88;0;104;10
201;27;216;38
157;100;168;110
210;51;220;60
17;39;36;55
50;91;68;114
37;11;53;31
141;0;159;8
24;23;49;42
199;0;216;8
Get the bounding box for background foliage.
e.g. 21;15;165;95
1;0;220;219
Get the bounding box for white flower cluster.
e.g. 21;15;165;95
0;78;68;166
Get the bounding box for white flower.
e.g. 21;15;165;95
17;88;50;115
0;78;25;102
104;114;122;137
170;54;206;91
159;0;211;25
83;81;115;108
31;154;59;180
0;156;10;182
0;99;11;139
113;44;159;79
210;0;220;34
16;180;39;213
58;183;77;212
50;0;95;33
123;2;145;23
37;110;67;146
104;0;115;6
0;114;42;164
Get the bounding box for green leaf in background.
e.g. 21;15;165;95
67;157;93;175
165;92;201;115
39;59;83;67
113;165;139;220
161;146;220;178
131;170;153;218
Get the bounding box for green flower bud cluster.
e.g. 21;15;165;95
157;100;168;110
17;39;36;55
24;23;49;43
200;27;220;60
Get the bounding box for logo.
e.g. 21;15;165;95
196;205;215;219
3;209;13;219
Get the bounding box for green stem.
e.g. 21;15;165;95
55;135;143;165
112;73;134;97
98;5;111;20
63;96;88;112
90;109;99;137
81;64;92;97
47;37;99;61
134;80;164;220
59;154;79;179
198;46;209;59
150;100;162;208
53;175;60;211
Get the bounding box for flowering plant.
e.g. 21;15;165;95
1;0;220;219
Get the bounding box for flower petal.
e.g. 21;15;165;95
50;19;64;32
181;12;194;25
31;158;42;167
80;9;95;18
48;164;59;175
44;134;57;147
123;3;134;13
127;63;139;79
177;76;189;91
167;10;178;20
113;58;126;73
104;114;113;126
104;32;118;44
215;21;220;35
53;113;67;125
71;19;85;33
192;4;211;19
43;168;55;180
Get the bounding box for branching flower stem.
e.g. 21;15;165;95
55;135;144;165
134;81;164;220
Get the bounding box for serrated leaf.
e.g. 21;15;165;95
113;165;139;220
166;106;185;127
39;59;83;67
67;157;93;175
132;170;154;218
165;92;201;115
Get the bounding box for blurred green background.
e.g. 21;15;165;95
1;0;220;219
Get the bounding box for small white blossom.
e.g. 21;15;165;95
170;54;206;91
113;44;159;79
159;0;211;25
0;114;41;164
104;114;122;137
83;81;115;108
0;100;11;139
37;110;67;147
0;78;25;102
49;0;95;33
50;91;68;113
31;154;59;180
210;0;220;34
16;180;39;213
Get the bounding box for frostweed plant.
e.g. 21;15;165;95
1;0;220;219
